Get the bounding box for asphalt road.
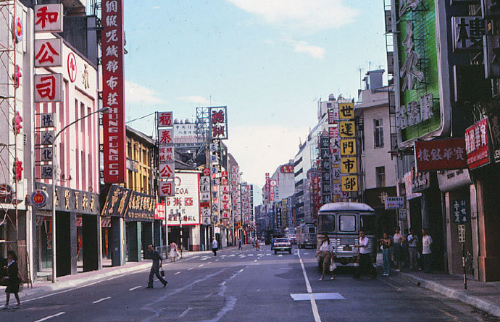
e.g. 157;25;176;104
1;245;498;322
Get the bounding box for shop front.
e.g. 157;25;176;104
124;191;156;261
35;182;100;277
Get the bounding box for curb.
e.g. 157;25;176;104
399;272;500;318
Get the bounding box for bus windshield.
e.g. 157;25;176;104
339;215;356;232
318;214;335;232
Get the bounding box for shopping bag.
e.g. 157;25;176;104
160;269;165;277
329;260;337;271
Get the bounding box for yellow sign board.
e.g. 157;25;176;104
340;157;357;174
341;175;358;192
339;103;355;119
340;139;356;155
339;121;355;138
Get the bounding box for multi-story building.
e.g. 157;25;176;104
356;70;397;233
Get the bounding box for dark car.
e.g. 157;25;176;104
273;238;292;254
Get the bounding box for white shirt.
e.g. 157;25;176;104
408;234;418;247
393;233;403;245
422;235;433;254
359;237;370;254
319;241;334;253
212;240;218;249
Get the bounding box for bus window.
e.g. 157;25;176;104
360;215;376;234
308;227;316;234
339;215;356;232
318;215;335;232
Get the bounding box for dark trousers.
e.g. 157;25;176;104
148;266;167;287
212;248;217;256
238;243;242;250
355;253;377;278
422;253;431;273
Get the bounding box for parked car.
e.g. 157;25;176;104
273;238;292;254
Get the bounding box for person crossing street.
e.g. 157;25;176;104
146;245;167;289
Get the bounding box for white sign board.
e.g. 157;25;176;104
165;173;200;226
385;197;405;209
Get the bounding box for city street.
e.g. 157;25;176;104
1;246;496;322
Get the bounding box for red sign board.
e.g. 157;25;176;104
415;138;467;171
202;168;211;176
102;0;126;183
465;117;490;169
280;165;294;173
155;203;165;220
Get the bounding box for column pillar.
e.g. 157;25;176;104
111;217;125;266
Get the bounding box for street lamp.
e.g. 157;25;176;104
51;107;109;283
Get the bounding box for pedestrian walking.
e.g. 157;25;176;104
380;232;392;276
407;228;419;270
146;245;167;289
354;230;377;279
393;227;406;272
212;238;218;256
238;239;242;250
315;235;336;280
169;242;178;262
421;229;433;273
1;250;21;309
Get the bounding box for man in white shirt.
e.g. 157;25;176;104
422;229;433;273
354;230;377;279
407;228;419;270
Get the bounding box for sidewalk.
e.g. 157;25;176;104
395;269;500;318
0;249;213;304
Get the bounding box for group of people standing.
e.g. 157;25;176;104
380;227;433;276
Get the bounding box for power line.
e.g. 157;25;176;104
126;112;156;124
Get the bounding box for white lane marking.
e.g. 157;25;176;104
199;264;204;267
220;281;226;286
278;255;283;257
34;312;66;322
298;250;322;322
238;269;244;273
129;286;141;291
93;296;112;304
207;262;212;264
175;271;181;275
188;267;194;271
254;260;258;262
106;276;120;281
179;307;192;318
215;259;219;262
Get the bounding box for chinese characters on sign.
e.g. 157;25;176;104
102;0;126;183
34;39;62;67
453;199;468;224
34;4;63;33
157;111;175;196
209;106;228;139
465;117;490;169
415;138;467;171
452;17;486;51
35;74;62;102
164;173;201;226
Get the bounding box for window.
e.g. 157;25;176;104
360;215;376;234
318;214;335;232
339;215;356;232
374;119;384;147
376;166;386;187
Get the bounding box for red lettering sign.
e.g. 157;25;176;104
102;0;126;183
415;138;467;171
465;118;490;170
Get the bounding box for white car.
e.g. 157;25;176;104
273;238;292;254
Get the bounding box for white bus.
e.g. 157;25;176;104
317;202;377;267
296;223;317;249
284;227;296;244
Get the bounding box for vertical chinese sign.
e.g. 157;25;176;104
157;112;175;197
319;135;331;206
34;4;63;182
209;106;228;227
102;0;126;183
338;102;357;196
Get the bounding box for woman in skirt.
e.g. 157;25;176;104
2;250;21;309
169;242;178;262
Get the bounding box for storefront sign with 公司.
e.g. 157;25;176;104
415;138;467;171
465;117;490;170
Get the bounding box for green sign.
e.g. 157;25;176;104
396;0;441;142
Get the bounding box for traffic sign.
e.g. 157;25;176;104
31;190;48;208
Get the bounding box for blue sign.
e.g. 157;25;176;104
453;199;468;224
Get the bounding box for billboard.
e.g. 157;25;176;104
164;173;201;226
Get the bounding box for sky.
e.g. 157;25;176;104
121;0;388;192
